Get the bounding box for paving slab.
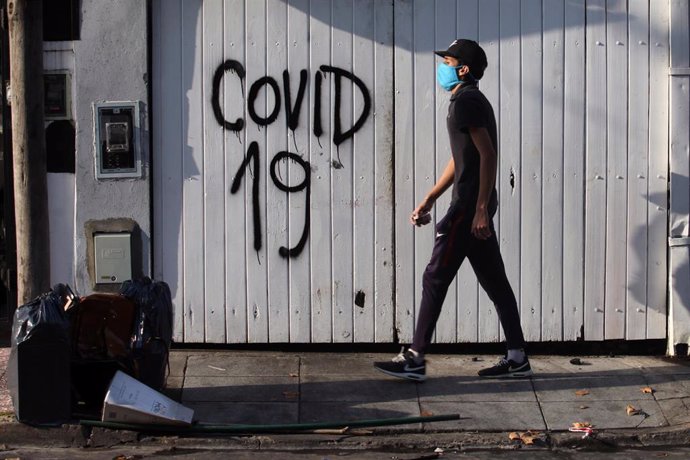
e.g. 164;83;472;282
182;376;298;402
657;398;690;425
533;374;654;402
422;355;494;377
419;401;546;431
299;401;421;432
300;375;418;403
185;354;299;377
168;351;190;377
0;348;11;415
417;376;536;402
619;356;690;375
641;373;690;400
301;353;391;375
186;401;298;425
540;399;668;430
530;356;642;377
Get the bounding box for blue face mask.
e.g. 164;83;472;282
437;63;462;91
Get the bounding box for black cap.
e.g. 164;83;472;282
434;39;488;80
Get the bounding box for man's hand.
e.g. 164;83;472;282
410;197;434;226
471;208;491;239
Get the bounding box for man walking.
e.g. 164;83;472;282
374;39;531;382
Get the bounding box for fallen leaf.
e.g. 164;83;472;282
509;432;521;441
282;391;300;400
421;410;434;417
571;421;592;429
579;405;589;409
312;427;349;434
289;373;299;378
434;447;445;453
626;404;640;416
575;389;590;396
520;431;540;445
641;387;654;394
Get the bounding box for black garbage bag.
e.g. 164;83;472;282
119;277;173;391
7;284;73;425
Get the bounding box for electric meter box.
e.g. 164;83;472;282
94;101;142;179
94;233;132;284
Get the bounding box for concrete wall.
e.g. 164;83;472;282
71;0;150;293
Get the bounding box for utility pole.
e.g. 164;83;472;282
7;0;50;305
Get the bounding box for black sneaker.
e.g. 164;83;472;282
374;348;426;382
478;357;533;378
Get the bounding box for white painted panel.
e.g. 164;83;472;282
373;0;395;342
266;0;290;343
223;0;248;343
287;0;312;343
626;0;650;340
331;0;355;343
497;0;521;344
647;0;670;339
394;0;416;343
203;0;227;342
309;0;333;343
181;0;205;341
669;0;690;347
604;0;628;340
353;0;376;342
455;0;480;343
245;0;270;342
584;0;607;341
562;0;586;341
520;0;543;341
542;0;565;341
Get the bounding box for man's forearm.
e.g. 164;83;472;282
426;158;455;202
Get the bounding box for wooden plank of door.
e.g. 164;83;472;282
266;0;291;343
562;0;586;341
245;0;269;343
352;0;376;342
584;0;607;341
541;0;565;342
223;0;249;343
394;0;415;343
646;0;671;339
625;0;650;340
604;0;628;340
373;0;395;343
202;0;227;343
309;0;334;342
182;0;206;342
519;0;543;342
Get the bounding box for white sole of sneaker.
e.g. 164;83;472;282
479;370;534;379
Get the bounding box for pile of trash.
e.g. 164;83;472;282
5;278;191;426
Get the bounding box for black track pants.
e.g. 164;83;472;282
411;212;525;354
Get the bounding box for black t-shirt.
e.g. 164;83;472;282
446;84;498;219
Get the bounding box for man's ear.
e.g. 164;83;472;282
457;64;469;77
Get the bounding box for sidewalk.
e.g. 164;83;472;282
2;348;690;450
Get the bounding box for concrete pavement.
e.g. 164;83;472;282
2;347;690;451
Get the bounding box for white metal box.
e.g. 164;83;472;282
94;233;132;284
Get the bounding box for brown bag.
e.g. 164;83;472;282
71;294;137;361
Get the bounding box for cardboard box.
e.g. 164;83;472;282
102;371;193;426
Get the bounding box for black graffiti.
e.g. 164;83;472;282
230;143;311;259
318;65;371;146
248;76;281;126
213;60;370;259
230;141;261;252
212;59;245;131
211;61;371;147
283;69;308;132
270;152;311;258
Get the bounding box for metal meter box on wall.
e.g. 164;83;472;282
94;101;142;179
94;233;132;284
